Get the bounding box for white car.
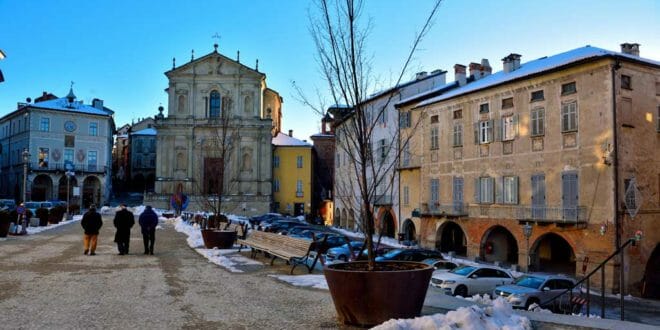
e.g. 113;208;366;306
430;265;514;297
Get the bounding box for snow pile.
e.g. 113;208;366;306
269;274;328;290
373;298;531;330
100;206;117;215
25;215;83;235
173;217;204;248
463;294;495;306
527;303;553;314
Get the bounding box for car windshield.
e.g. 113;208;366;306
449;265;476;276
380;249;403;259
25;202;39;208
513;276;545;289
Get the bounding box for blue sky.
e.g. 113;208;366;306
1;0;658;140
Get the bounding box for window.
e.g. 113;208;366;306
209;90;221;118
178;95;186;113
38;148;49;168
453;124;463;147
379;109;387;124
296;180;303;197
477;120;493;144
501;97;513;109
502;115;517;141
399;112;411;128
379;139;387;161
561;102;578;132
64;149;74;165
562;172;579;220
561;82;576;95
453;110;463;119
89;122;98;136
430;179;439;205
273;179;280;192
402;143;410;166
430;127;439;149
273;155;280;168
531;90;544;102
65;135;75;147
621;75;631;90
476;177;494;204
88;151;97;171
530;108;545;136
403;186;409;206
502;176;519;204
39;118;50;132
296;155;303;168
479;103;489;114
430;115;439;124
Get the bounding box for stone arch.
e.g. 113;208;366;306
436;221;467;256
31;174;53;201
531;232;576;274
379;209;396;238
643;243;660;299
334;207;341;227
82;176;102;208
57;175;78;201
480;225;519;265
402;219;416;242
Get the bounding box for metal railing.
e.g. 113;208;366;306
421;202;468;216
29;162;107;174
467;204;588;224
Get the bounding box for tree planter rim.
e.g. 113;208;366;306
324;260;433;273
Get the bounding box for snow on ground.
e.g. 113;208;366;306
25;215;83;235
268;274;329;290
373;297;532;330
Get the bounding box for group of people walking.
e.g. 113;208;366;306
80;204;159;256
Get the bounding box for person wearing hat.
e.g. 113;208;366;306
81;205;102;255
113;203;135;255
138;205;158;255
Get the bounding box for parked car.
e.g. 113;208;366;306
375;248;444;262
249;213;283;226
430;265;514;297
421;259;463;274
48;200;67;208
326;241;364;262
493;274;577;309
261;220;308;233
0;199;17;212
313;233;350;251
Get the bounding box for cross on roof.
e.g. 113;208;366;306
212;32;221;52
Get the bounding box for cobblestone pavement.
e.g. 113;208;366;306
0;216;340;329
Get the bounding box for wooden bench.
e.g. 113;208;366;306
238;230;318;274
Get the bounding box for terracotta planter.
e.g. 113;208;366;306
201;229;237;249
324;261;433;327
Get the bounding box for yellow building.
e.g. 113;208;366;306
272;130;313;216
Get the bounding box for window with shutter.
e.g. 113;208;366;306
531;108;545;136
503;176;518;204
562;172;578;220
453;124;463;147
561;102;578;132
430;179;440;205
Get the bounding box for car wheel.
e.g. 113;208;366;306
454;285;468;297
339;255;347;262
525;298;540;310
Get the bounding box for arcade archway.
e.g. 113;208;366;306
82;176;102;208
532;233;575;274
402;219;416;242
480;225;519;265
380;211;395;238
642;243;660;299
31;175;53;201
436;221;467;256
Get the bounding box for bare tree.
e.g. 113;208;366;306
307;0;442;269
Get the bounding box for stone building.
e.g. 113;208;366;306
130;127;157;192
0;88;115;207
398;44;660;296
148;45;282;215
310;113;336;225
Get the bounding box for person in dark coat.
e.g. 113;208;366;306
139;205;159;255
81;205;103;255
113;203;135;255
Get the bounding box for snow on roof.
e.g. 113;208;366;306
131;128;157;136
272;132;312;147
30;97;113;116
416;45;660;108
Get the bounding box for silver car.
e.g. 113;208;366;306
431;265;514;297
493;274;577;309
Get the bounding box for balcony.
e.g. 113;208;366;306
397;155;421;170
30;162;107;174
467;204;588;224
374;194;392;206
420;202;468;217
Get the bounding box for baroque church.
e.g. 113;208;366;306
148;44;282;215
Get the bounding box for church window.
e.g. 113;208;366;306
210;91;221;118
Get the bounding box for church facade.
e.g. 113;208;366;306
148;45;282;215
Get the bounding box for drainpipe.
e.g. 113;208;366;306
611;59;624;318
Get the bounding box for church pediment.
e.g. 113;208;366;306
166;50;264;80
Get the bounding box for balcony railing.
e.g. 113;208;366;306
30;162;107;174
397;155;421;170
374;194;392;206
467;204;588;224
420;202;468;216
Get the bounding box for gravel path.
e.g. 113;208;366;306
0;216;340;329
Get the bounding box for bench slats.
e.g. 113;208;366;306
238;230;314;274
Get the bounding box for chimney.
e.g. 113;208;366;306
415;71;428;80
288;129;293;137
468;62;481;79
480;59;492;77
454;64;466;86
502;53;522;73
620;43;640;57
92;98;104;110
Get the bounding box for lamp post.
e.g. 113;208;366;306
66;170;75;220
21;148;30;234
522;222;533;271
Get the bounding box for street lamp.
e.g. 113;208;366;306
65;170;75;220
21;148;30;234
522;222;533;271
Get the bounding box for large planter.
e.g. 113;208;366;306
324;261;433;327
0;221;10;237
201;229;237;249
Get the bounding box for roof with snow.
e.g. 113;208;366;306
131;128;157;136
415;45;660;108
272;132;312;147
28;97;114;116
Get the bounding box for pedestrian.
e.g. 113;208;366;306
139;205;158;255
113;203;134;255
81;205;102;255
